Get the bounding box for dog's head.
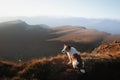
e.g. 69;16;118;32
61;43;71;53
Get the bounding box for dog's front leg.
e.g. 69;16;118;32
66;52;72;64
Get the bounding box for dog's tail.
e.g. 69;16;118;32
80;61;86;74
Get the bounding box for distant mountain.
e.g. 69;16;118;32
0;16;120;34
0;20;120;61
50;25;109;43
0;20;52;61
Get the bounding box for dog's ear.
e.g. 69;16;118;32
66;45;71;51
64;43;68;46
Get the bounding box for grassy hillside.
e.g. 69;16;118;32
50;26;109;43
0;41;120;80
0;53;120;80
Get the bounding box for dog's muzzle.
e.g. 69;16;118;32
61;50;66;53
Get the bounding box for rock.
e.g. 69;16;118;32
92;40;120;54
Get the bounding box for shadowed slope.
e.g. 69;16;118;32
0;20;120;61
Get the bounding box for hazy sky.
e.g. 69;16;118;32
0;0;120;19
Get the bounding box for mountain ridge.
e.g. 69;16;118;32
0;16;120;34
0;20;120;61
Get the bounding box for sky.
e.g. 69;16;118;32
0;0;120;20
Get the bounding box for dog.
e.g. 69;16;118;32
62;43;85;73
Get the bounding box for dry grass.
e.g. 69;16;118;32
0;53;120;80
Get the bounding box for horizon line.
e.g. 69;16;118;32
0;15;120;21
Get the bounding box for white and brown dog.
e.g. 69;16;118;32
62;44;85;73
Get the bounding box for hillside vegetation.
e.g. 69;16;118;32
0;52;120;80
0;41;119;80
